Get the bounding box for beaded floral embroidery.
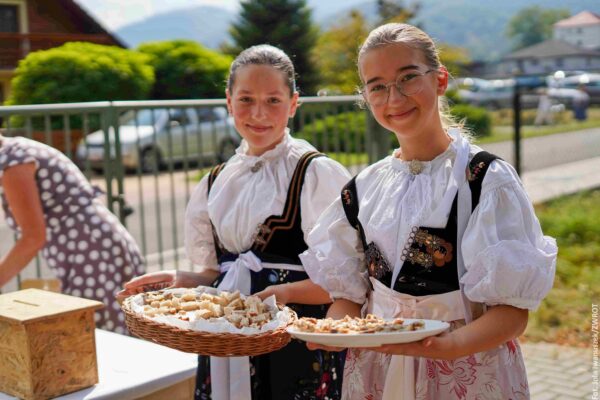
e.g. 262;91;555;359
401;227;454;269
365;242;392;280
467;160;486;182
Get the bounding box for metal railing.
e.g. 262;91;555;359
0;96;385;291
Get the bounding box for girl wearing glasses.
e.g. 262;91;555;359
301;23;557;399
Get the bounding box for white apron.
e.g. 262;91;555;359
342;278;530;400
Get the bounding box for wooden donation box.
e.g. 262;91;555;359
0;289;103;400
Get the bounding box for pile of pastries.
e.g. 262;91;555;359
293;314;425;334
141;289;276;329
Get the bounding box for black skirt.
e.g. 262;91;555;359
195;268;345;400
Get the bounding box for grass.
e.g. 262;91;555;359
523;189;600;347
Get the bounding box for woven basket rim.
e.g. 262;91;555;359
122;293;296;339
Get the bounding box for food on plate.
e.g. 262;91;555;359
140;289;277;329
293;314;425;334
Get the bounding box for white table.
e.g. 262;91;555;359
0;329;198;400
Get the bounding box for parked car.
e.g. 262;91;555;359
455;78;539;109
76;107;240;172
549;72;600;104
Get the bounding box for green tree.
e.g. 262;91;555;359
439;43;471;77
506;6;570;50
377;0;419;24
8;42;153;105
312;10;369;95
228;0;319;95
138;40;232;100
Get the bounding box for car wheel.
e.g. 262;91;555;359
218;138;238;163
140;147;163;173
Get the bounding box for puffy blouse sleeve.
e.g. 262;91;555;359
299;198;370;305
184;175;218;270
300;157;352;239
460;160;557;310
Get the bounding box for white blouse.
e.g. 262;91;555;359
184;132;352;271
300;130;557;310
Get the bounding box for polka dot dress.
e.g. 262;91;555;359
0;136;144;334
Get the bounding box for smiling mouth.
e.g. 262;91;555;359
247;124;271;132
387;108;416;119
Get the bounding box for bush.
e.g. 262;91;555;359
8;42;154;105
138;40;232;99
294;110;366;153
449;104;492;137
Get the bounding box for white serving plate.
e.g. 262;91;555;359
287;319;450;347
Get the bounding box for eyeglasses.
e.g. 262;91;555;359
360;69;437;106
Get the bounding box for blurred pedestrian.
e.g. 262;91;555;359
573;84;590;121
0;134;144;333
535;87;553;125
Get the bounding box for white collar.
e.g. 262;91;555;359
235;128;291;163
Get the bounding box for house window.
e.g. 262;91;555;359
0;4;19;32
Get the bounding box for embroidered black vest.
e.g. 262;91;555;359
207;151;324;265
341;151;499;296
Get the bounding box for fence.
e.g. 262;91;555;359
0;96;391;291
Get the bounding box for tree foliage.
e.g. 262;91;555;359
377;0;419;24
312;11;369;95
8;42;154;105
438;43;471;77
506;6;570;50
138;40;232;100
228;0;319;95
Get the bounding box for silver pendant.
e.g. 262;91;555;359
408;159;424;175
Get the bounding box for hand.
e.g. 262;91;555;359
365;332;459;360
254;284;290;304
116;270;178;304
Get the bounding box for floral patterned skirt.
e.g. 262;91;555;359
342;280;530;400
343;325;530;400
195;268;345;400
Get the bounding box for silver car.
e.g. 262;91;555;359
76;107;239;172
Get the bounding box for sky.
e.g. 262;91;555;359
76;0;240;30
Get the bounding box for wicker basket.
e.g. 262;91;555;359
122;296;296;357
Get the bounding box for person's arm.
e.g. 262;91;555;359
305;298;363;351
255;279;332;305
116;268;220;301
369;305;528;360
0;163;47;288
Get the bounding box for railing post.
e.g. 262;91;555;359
366;110;390;164
107;104;128;226
513;82;522;176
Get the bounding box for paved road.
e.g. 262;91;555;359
480;127;600;172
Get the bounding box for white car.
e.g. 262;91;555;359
76;107;239;172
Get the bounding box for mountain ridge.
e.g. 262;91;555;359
115;0;600;61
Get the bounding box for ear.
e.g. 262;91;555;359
436;66;449;96
225;89;233;114
288;91;300;118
